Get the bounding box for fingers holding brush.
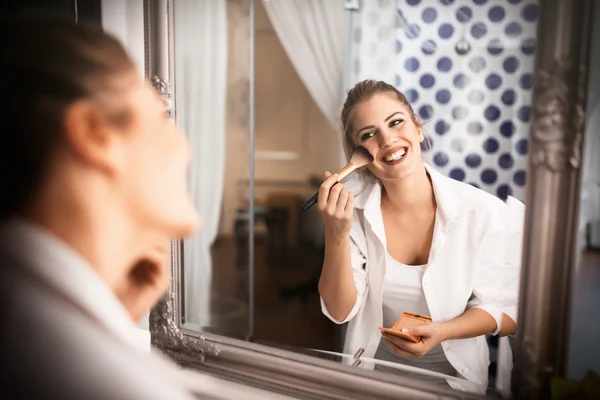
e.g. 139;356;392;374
317;171;339;212
318;171;353;236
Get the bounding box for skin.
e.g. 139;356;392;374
318;92;516;360
21;70;200;322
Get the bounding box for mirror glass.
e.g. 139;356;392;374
175;0;541;396
174;0;251;338
567;3;600;387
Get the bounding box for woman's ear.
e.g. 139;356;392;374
62;99;125;176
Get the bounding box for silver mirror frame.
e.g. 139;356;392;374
146;0;595;398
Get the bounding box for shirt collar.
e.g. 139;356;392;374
0;219;145;351
353;164;463;250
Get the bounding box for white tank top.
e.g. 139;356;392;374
381;253;429;328
375;252;456;378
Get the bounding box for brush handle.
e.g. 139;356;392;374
301;182;339;212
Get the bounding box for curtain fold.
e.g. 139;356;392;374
174;0;228;327
261;0;348;127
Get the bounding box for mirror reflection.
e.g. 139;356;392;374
567;4;600;387
175;0;539;396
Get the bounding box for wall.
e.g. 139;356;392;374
350;0;539;202
218;0;341;237
578;2;600;249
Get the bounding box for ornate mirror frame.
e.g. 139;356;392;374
145;0;595;398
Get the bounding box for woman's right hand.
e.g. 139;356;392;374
317;171;354;238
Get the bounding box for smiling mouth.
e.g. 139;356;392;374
382;147;408;164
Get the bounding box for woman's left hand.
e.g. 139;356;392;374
382;323;448;359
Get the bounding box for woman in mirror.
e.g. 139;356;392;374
0;14;200;399
317;80;522;390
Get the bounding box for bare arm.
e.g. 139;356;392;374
316;172;359;323
318;232;357;322
439;308;516;341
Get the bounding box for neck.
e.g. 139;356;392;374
21;161;154;322
380;163;436;212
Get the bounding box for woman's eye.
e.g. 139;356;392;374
390;119;404;127
360;132;375;141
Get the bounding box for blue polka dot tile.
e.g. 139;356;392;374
505;22;522;37
421;39;437;55
522;4;539;22
498;153;515;169
435;120;451;135
513;170;527;186
465;153;482;168
405;24;421;39
485;73;503;90
420;73;436;89
484;105;501;122
496;184;512;200
500;121;516;138
419;104;434;120
473;0;488;5
405;57;420;72
453;73;470;89
488;6;506;23
481;168;498;184
405;88;419;103
434;152;449;166
483;137;500;153
487;38;504;55
515;139;529;155
406;0;421;5
501;89;517;106
396;40;403;54
438;23;455;39
456;6;473;23
517;105;531;122
471;22;488;39
437;57;453;72
521;38;536;55
422;7;438;23
450;168;466;181
519;73;533;89
436;89;452;104
503;56;519;73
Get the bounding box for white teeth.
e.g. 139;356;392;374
385;149;406;162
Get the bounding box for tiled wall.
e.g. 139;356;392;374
350;0;539;202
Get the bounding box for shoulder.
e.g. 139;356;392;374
432;170;511;232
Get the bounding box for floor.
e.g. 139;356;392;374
207;236;341;352
568;250;600;379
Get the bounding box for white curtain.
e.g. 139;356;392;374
261;0;348;128
174;0;228;327
100;0;145;78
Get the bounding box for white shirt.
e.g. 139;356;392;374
0;220;196;399
1;220;146;351
320;164;524;391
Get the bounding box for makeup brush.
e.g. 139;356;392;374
301;146;374;212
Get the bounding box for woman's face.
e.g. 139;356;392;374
112;76;200;239
350;93;424;181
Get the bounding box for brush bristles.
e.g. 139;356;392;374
351;146;374;167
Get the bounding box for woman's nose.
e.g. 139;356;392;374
377;127;397;148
